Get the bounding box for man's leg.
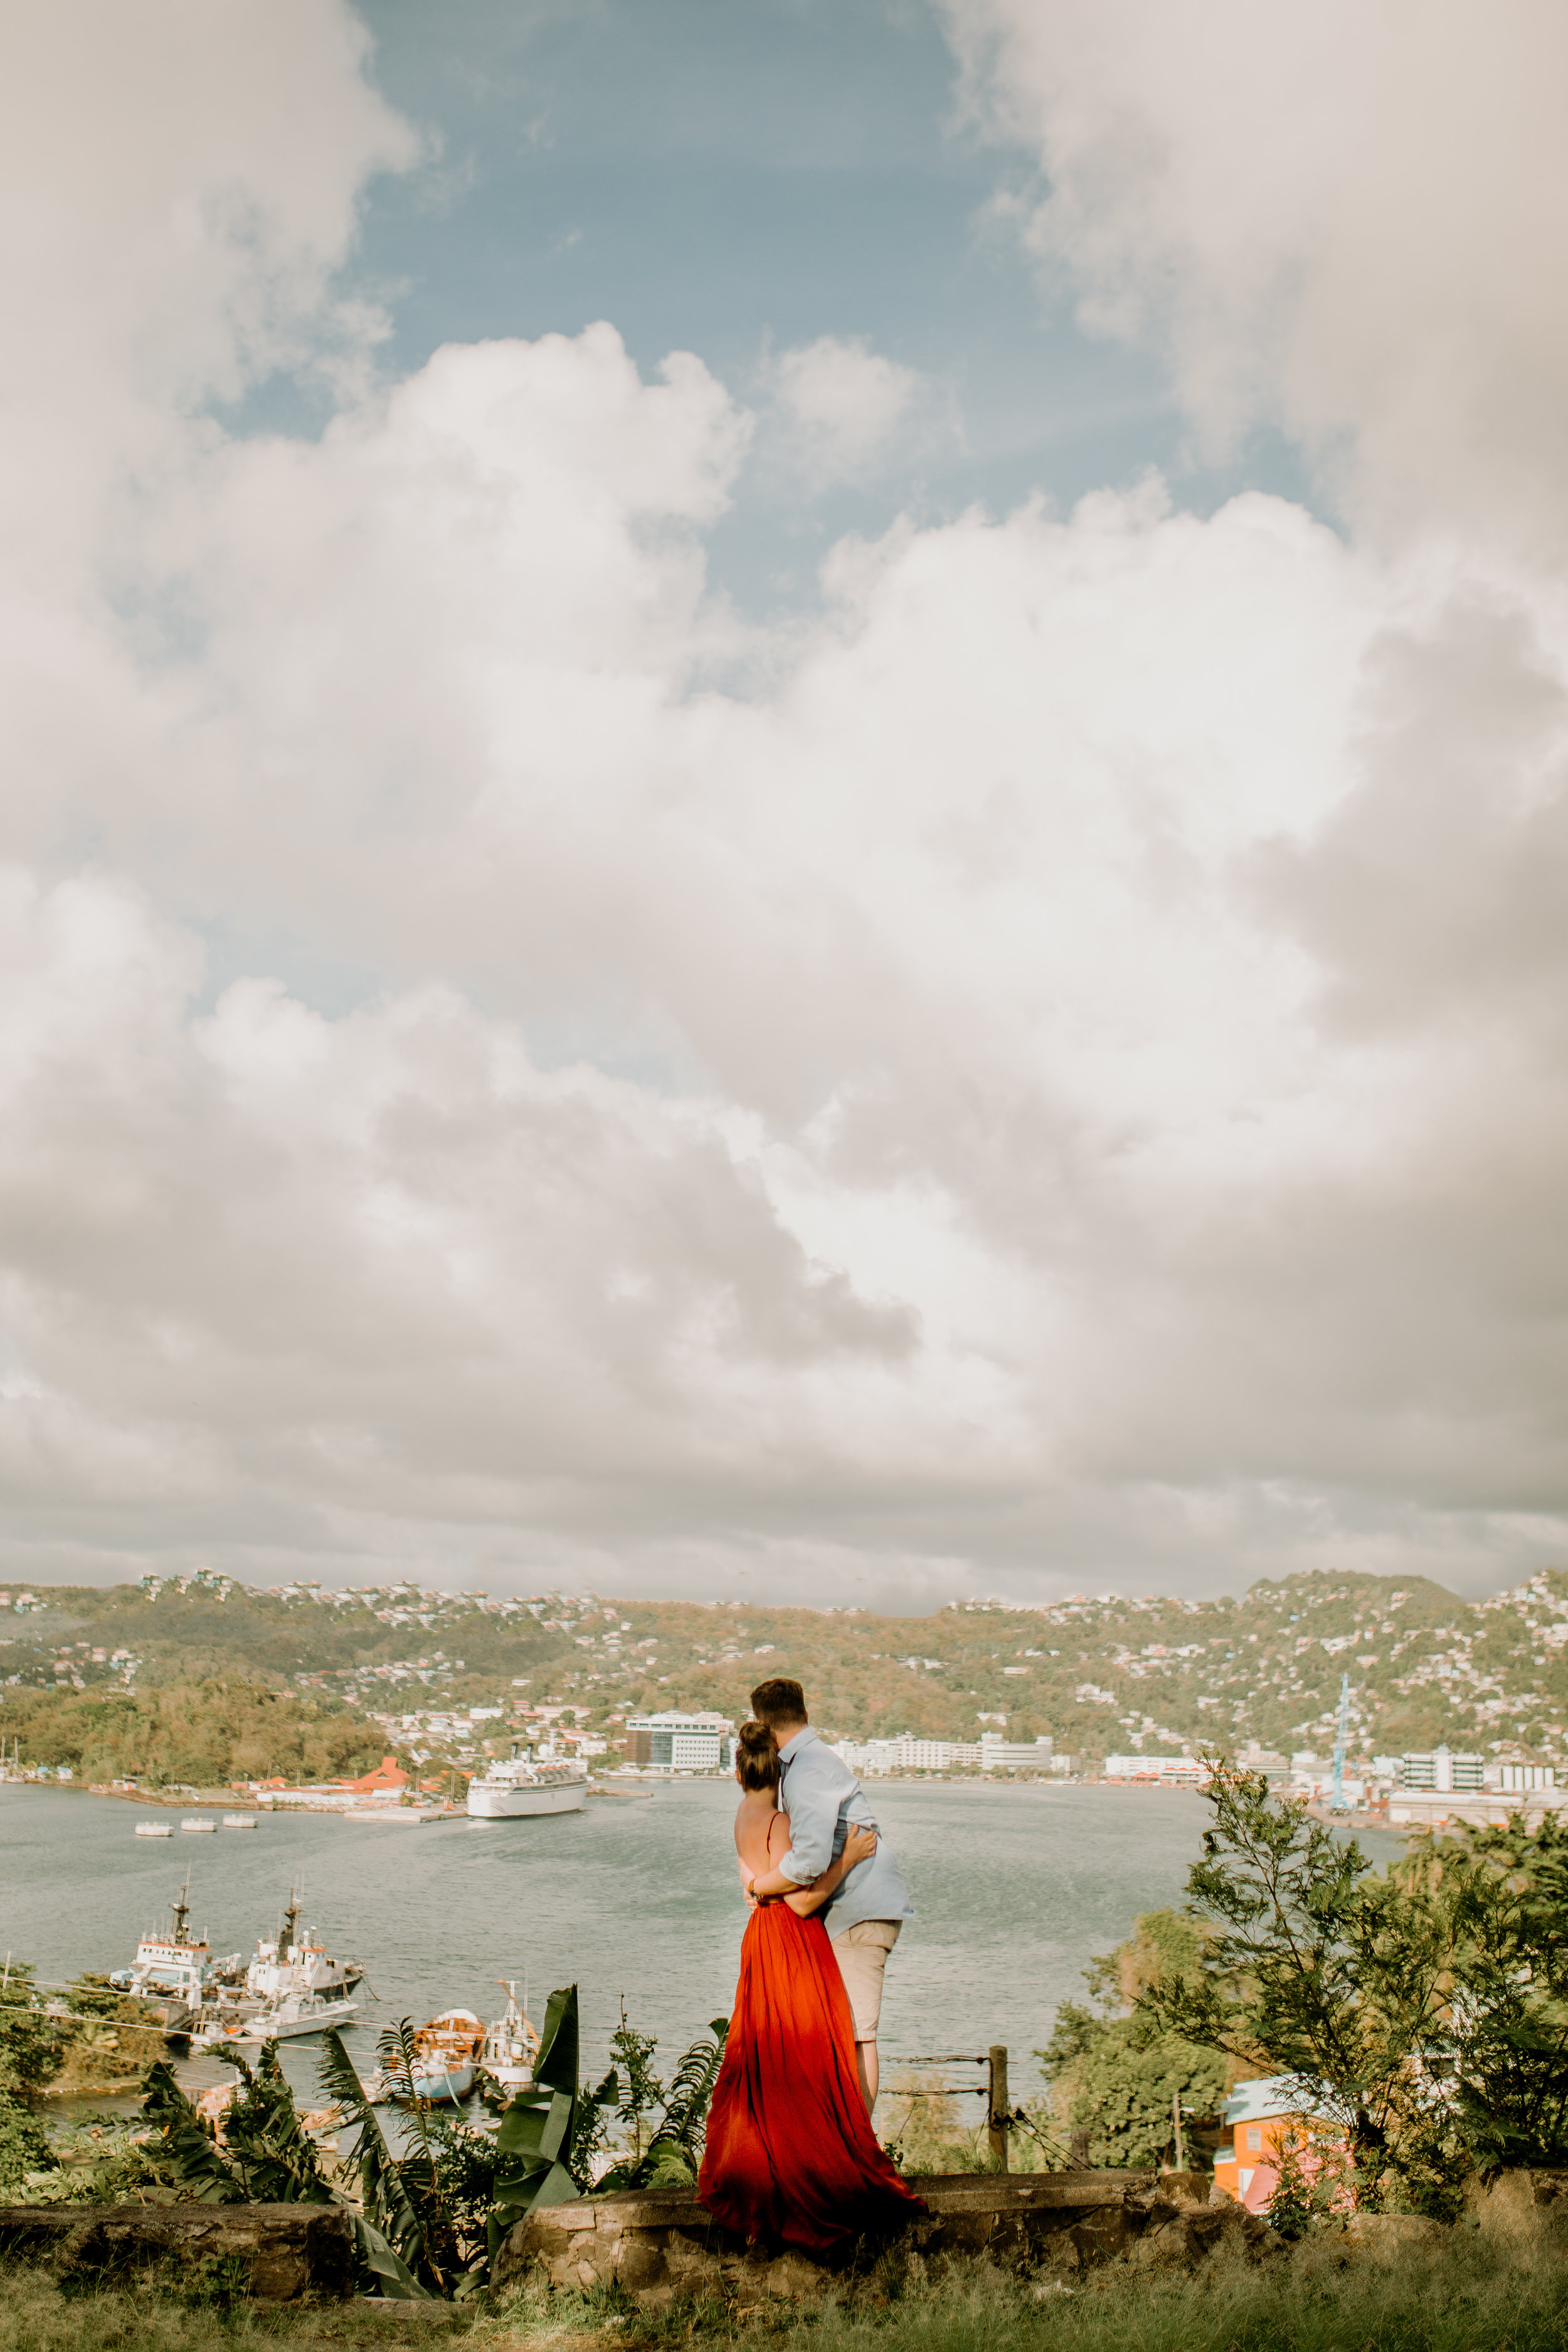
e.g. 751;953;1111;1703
830;1920;901;2117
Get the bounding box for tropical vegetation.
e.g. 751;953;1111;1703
1131;1764;1568;2214
0;1678;396;1789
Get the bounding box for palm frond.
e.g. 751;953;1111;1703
316;2028;436;2296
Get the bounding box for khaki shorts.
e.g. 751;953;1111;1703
831;1919;901;2043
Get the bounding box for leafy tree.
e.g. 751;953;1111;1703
1137;1764;1461;2211
0;2089;55;2191
0;1961;65;2105
1037;1910;1227;2169
1427;1812;1568;2170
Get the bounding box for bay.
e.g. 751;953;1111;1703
0;1779;1400;2112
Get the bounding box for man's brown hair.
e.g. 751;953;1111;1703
750;1677;807;1729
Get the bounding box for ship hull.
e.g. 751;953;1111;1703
409;2060;475;2103
230;1996;359;2042
467;1780;588;1818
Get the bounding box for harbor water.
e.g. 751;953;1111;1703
0;1777;1400;2112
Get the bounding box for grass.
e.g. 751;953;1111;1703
4;2232;1567;2352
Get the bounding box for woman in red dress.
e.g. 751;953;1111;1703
698;1721;925;2254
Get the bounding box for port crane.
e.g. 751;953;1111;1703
1331;1671;1351;1812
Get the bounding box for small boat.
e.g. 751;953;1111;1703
206;1987;360;2045
466;1744;589;1819
222;1814;257;1830
482;1981;539;2091
369;2010;485;2105
180;1816;218;1833
135;1820;172;1838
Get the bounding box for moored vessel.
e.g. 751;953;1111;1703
192;1890;362;2047
201;1984;360;2045
482;1981;539;2090
135;1820;172;1837
109;1881;223;2024
245;1892;363;2005
466;1744;588;1819
369;2010;485;2104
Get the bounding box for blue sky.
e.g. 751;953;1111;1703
304;0;1307;612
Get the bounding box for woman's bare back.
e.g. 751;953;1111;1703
734;1791;790;1883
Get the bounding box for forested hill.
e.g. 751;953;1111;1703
5;1564;1568;1769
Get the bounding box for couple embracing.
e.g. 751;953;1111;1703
697;1678;924;2252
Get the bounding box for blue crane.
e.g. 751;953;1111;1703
1331;1671;1350;1813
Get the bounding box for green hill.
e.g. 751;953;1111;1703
4;1562;1568;1786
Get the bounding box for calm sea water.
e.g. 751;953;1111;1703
0;1779;1401;2112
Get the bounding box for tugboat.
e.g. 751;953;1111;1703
466;1742;588;1818
244;1892;363;2006
109;1880;236;2026
368;2010;486;2106
196;1891;362;2043
482;1982;539;2091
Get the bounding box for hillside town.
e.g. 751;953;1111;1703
4;1565;1568;1823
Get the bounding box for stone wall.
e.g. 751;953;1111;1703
0;2202;355;2301
494;2170;1271;2309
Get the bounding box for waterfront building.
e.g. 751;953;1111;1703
624;1710;736;1772
832;1735;982;1774
1102;1753;1209;1786
1388;1746;1568;1828
1400;1747;1485;1793
978;1733;1067;1772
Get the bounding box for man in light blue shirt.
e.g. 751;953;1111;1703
741;1677;913;2114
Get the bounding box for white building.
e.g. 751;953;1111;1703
1490;1762;1557;1791
979;1733;1066;1773
625;1710;736;1773
1102;1753;1210;1787
832;1735;979;1774
1401;1748;1485;1792
828;1732;1070;1776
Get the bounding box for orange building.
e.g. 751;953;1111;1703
343;1754;408;1794
1212;2076;1341;2212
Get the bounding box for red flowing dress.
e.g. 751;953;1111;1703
698;1900;925;2254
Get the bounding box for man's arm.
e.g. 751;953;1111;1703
748;1751;849;1899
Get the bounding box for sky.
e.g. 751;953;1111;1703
4;1;1568;1613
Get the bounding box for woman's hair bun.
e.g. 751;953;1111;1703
735;1717;781;1789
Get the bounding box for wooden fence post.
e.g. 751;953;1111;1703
987;2044;1009;2171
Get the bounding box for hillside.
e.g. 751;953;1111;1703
4;1563;1568;1776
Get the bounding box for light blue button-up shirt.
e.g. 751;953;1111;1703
776;1726;913;1934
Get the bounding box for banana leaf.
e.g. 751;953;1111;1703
317;2028;437;2297
349;2211;433;2301
138;2059;242;2203
218;2043;334;2203
487;1984;589;2254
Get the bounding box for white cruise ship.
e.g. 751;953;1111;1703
466;1744;588;1819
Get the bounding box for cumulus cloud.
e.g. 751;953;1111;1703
3;1;1568;1604
943;0;1568;553
770;337;922;483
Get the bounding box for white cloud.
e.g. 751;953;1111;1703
943;0;1568;554
770;337;921;483
3;2;1568;1605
